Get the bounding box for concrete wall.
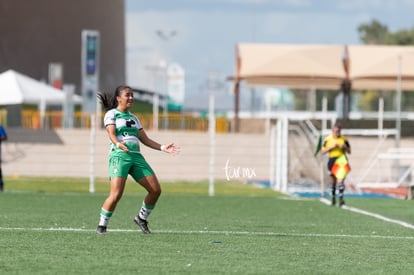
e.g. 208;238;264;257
2;129;271;182
3;128;414;186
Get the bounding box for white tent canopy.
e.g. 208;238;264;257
232;43;414;133
236;44;345;89
0;69;82;105
235;43;414;90
0;69;83;128
348;45;414;90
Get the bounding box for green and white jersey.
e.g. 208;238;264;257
104;108;143;153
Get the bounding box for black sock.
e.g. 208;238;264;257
338;183;345;199
331;185;336;198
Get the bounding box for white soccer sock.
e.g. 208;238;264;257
99;208;113;227
138;202;154;221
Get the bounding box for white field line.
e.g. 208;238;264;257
320;197;414;230
0;226;413;240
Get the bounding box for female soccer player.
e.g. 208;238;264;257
96;85;180;234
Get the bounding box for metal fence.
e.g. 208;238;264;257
18;110;229;132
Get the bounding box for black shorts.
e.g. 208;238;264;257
327;157;337;175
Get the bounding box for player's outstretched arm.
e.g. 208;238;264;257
139;129;180;155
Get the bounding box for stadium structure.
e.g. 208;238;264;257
0;0;126;125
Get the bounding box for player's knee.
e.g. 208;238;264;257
151;186;161;197
109;191;123;203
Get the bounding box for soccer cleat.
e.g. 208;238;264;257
96;225;107;234
331;197;336;206
134;216;151;234
339;198;345;207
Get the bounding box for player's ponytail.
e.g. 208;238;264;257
97;92;113;112
97;85;131;112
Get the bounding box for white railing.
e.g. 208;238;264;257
270;117;289;193
269;117;411;197
357;147;414;188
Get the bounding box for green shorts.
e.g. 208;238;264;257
109;151;155;181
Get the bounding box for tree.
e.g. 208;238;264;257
391;28;414;45
358;19;390;44
358;19;414;45
357;19;414;111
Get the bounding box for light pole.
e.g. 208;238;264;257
156;30;177;41
145;64;165;131
155;30;177;130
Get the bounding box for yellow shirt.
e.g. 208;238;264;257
323;134;349;158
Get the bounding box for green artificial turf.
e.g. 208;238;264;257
1;177;414;274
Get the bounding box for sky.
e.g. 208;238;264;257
125;0;414;110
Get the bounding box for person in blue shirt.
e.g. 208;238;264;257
0;125;7;192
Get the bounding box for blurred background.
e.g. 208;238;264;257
2;0;414;197
1;0;414;131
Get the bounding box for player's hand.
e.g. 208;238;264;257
161;143;181;155
117;141;129;152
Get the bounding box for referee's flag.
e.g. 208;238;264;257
330;155;351;180
313;134;322;157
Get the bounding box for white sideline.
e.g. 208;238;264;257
0;226;414;240
320;197;414;230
